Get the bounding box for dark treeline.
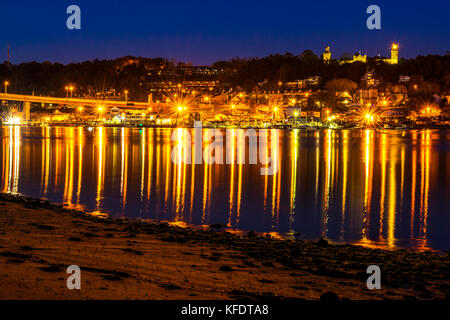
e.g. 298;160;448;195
213;51;450;91
0;56;174;100
1;51;449;100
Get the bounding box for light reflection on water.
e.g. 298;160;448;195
1;126;449;251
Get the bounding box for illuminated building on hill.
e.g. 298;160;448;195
322;43;399;65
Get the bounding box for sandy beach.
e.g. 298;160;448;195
0;193;448;300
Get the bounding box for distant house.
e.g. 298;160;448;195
286;76;320;89
399;75;411;83
361;70;380;87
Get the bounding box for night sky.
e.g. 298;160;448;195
1;0;449;65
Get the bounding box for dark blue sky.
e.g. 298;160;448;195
0;0;449;65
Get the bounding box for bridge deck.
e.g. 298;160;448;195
0;93;149;109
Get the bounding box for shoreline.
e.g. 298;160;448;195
0;193;448;300
2;123;450;130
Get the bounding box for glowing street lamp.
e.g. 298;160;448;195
272;107;279;123
124;90;128;104
293;111;299;125
419;104;441;117
204;96;212;111
5;116;22;125
4;80;9;94
365;113;374;124
69;86;74;98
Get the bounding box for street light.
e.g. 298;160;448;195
69;86;74;98
4;81;9;94
124;90;128;104
65;86;69;98
271;107;279;124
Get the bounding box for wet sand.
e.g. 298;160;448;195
0;193;448;300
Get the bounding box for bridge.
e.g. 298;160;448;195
0;93;153;121
0;93;244;122
0;93;150;108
